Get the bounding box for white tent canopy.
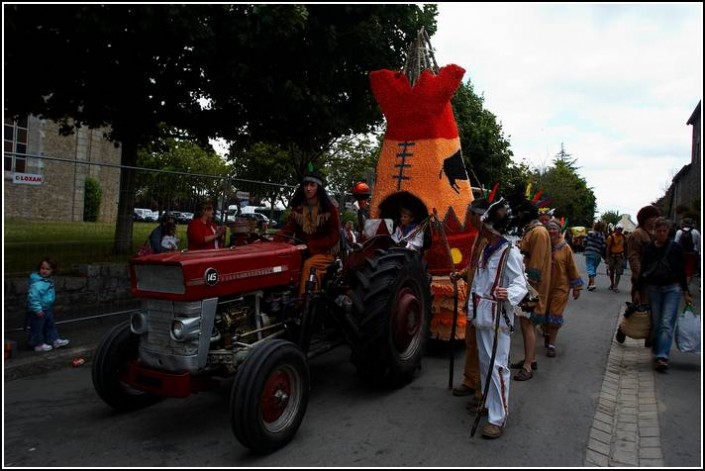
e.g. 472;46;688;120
617;214;637;233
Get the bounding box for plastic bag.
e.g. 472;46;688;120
675;305;701;354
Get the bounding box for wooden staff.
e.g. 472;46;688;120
431;208;459;390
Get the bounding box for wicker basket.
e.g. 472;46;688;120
619;304;651;339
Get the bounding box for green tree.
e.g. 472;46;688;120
451;80;514;189
322;134;380;199
83;177;102;222
5;4;437;253
535;145;596;226
600;210;621;226
5;5;217;253
137;139;232;214
228;141;298;214
202;4;438;178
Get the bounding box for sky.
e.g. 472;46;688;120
431;3;702;219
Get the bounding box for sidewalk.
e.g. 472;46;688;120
3;311;133;381
585;273;701;467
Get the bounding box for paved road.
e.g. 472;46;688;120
3;258;701;467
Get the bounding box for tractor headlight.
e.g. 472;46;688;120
130;311;148;335
170;317;200;342
171;320;185;340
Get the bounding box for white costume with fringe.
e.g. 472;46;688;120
470;242;527;427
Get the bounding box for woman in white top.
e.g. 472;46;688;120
160;221;180;251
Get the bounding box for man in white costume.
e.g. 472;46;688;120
469;198;528;439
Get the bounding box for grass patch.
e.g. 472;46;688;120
4;219;164;276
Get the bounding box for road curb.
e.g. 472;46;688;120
4;346;95;382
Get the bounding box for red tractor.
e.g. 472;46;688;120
95;31;476;454
92;236;431;454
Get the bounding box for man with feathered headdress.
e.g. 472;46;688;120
468;197;528;438
275;170;340;295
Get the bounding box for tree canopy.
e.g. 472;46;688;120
600;210;621;226
136;139;232;213
451;80;515;190
5;4;437;253
534;145;597;226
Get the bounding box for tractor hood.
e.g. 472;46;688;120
130;241;304;302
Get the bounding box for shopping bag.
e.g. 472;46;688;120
675;305;701;354
619;302;651;339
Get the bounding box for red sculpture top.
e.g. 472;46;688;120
369;64;466;141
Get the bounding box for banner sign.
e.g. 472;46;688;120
13;173;44;185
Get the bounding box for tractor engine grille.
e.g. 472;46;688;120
136;299;215;372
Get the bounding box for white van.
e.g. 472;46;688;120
226;205;239;221
134;208;157;222
239;206;274;228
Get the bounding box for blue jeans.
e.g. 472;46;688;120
585;253;601;278
647;284;682;360
27;308;59;347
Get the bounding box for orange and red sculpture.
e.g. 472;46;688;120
369;63;478;340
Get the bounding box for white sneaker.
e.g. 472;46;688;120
53;339;70;348
34;343;53;352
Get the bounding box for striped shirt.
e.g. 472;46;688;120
584;231;606;258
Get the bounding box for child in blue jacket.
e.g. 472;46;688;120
27;257;69;352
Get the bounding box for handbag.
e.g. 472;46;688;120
619;302;651;339
135;238;154;257
676;304;701;354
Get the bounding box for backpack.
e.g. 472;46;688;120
679;228;695;252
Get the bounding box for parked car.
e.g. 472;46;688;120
134;208;157;222
163;211;182;223
239;212;275;229
178;212;194;224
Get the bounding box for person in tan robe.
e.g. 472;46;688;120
535;220;584;357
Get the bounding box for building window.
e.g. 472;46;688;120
4;113;29;173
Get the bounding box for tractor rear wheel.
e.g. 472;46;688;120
350;248;432;387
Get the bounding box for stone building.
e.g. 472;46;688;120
660;101;701;225
4;113;122;222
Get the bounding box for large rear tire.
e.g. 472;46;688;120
350;248;432;387
92;321;161;412
230;339;310;454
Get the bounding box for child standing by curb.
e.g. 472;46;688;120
27;257;69;352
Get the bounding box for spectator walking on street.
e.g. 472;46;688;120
606;224;627;292
634;218;693;372
536;220;584;358
674;217;700;282
628;205;661;305
584;221;607;291
26;256;69;352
